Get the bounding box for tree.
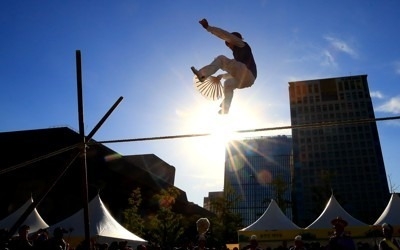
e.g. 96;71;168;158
270;174;291;213
310;170;336;215
123;187;146;237
209;183;243;247
146;187;184;249
388;174;399;193
263;174;291;215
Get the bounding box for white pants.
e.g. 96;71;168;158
197;55;255;110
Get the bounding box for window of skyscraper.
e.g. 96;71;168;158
320;79;338;101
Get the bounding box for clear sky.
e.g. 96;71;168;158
1;1;399;206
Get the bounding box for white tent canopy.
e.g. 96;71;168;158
306;194;367;229
0;197;49;234
374;193;400;226
240;199;300;231
47;195;147;247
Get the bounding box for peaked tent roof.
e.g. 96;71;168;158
47;195;146;246
0;197;49;234
239;199;300;231
374;193;400;226
306;194;367;229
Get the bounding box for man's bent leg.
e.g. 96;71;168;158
198;55;232;79
219;78;237;114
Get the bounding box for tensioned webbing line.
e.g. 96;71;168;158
0;143;81;175
2;115;399;175
94;115;400;144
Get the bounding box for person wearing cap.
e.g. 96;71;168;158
326;217;355;250
289;235;306;250
241;235;262;250
46;227;70;250
191;18;257;115
8;225;35;250
379;223;400;250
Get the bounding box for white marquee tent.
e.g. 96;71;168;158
306;194;368;229
374;193;400;226
237;199;302;247
240;199;301;231
0;197;49;234
47;195;147;248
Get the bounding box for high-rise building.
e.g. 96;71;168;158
224;136;293;227
288;75;390;226
203;191;224;214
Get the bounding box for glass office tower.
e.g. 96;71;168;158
224;135;293;226
288;75;389;226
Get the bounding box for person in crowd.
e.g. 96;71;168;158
326;217;356;250
379;223;400;250
241;235;262;250
107;241;119;250
289;235;306;250
176;238;193;250
8;225;34;250
97;243;109;250
280;240;289;250
0;228;9;250
193;234;208;250
33;228;49;249
118;240;133;250
46;227;69;250
136;244;146;250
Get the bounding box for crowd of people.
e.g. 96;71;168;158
239;217;399;250
1;225;71;250
0;225;147;250
0;217;398;250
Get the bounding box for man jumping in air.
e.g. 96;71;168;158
191;18;257;114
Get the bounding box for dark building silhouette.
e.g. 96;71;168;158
288;75;390;226
0;127;213;228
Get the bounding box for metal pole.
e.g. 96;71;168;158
76;50;90;250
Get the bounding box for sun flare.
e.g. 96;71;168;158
179;100;265;184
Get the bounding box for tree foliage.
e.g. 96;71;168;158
123;187;146;237
209;184;243;246
271;174;290;212
310;170;335;215
146;187;185;248
262;174;291;215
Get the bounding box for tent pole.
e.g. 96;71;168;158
76;50;91;250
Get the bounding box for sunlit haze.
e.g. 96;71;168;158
1;1;400;206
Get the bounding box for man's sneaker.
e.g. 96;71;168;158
218;108;229;115
191;67;205;82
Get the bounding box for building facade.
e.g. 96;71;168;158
203;191;224;214
288;75;390;226
0;127;214;227
224;136;293;227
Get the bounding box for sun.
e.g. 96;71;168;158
179;101;263;178
172;97;268;198
186;116;239;185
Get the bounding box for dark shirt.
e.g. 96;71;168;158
45;237;68;250
326;234;356;250
232;42;257;79
8;238;33;250
289;247;306;250
241;245;262;250
379;238;400;250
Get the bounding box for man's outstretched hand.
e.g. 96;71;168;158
199;18;208;29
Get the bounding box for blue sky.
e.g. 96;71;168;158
1;1;399;207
